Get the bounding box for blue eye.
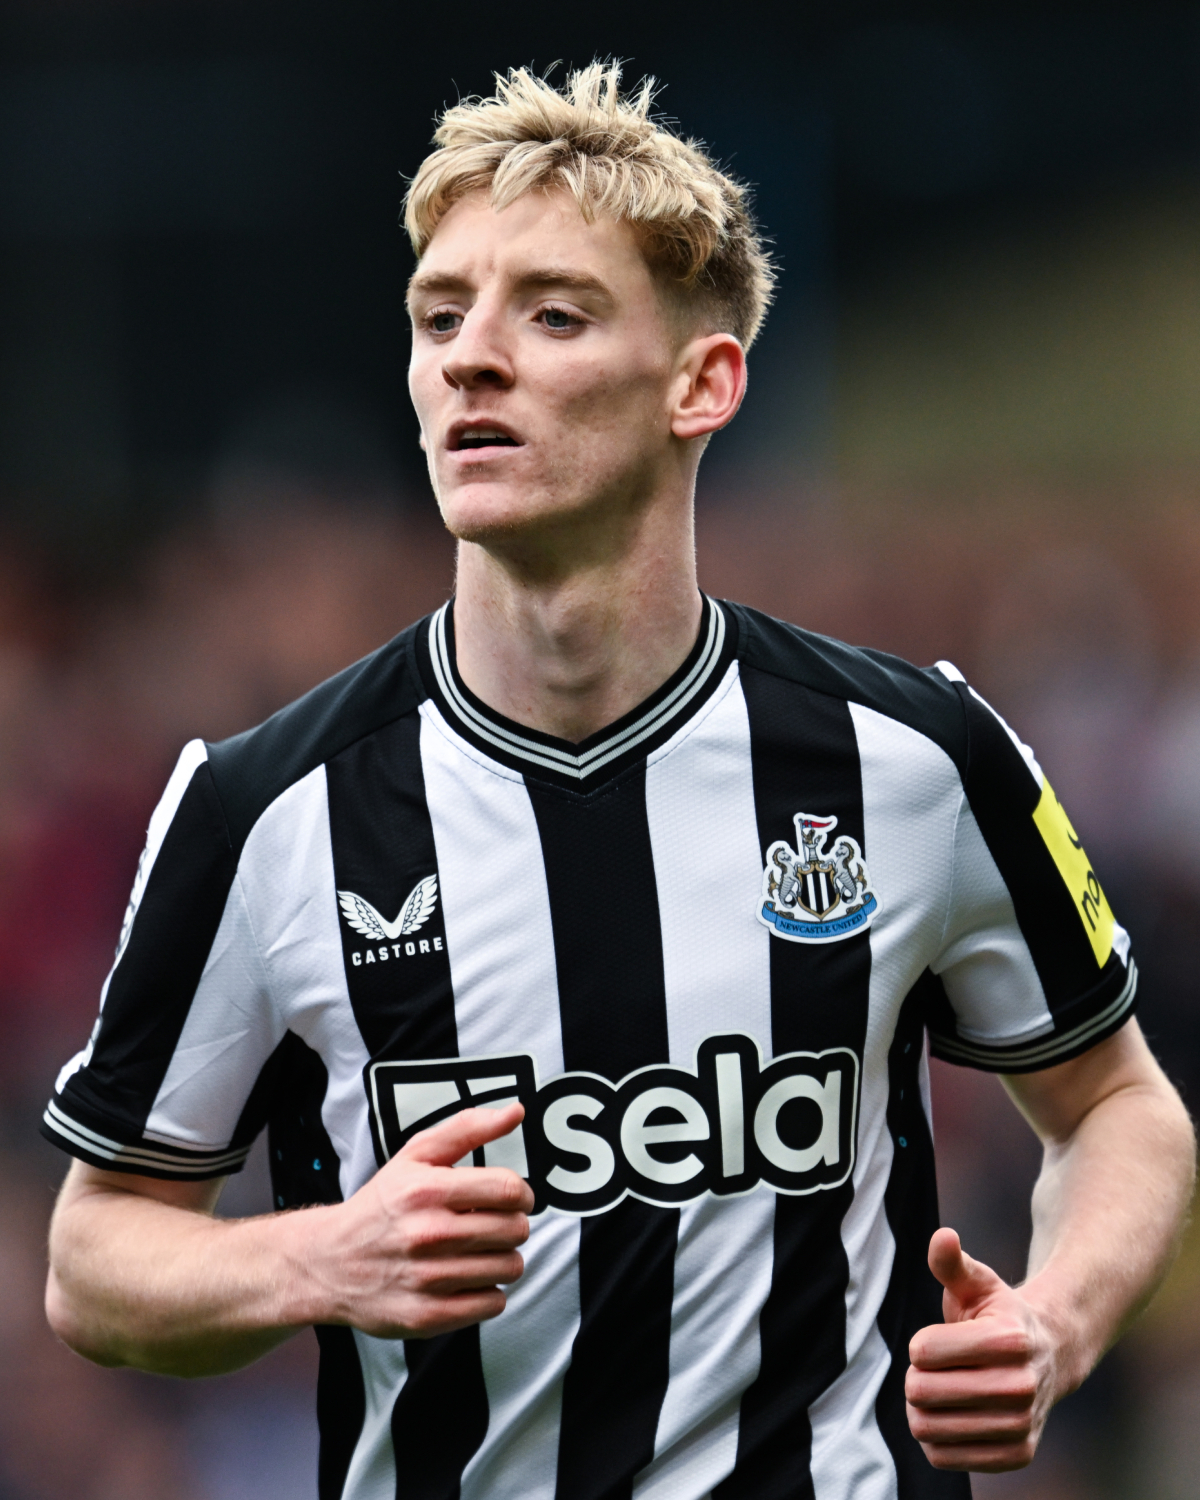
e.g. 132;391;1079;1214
431;312;458;333
543;308;573;329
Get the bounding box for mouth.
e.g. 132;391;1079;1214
449;423;523;452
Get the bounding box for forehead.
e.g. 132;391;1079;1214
408;190;657;302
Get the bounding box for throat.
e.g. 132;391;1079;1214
449;579;707;745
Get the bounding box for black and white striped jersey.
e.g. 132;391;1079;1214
44;595;1137;1500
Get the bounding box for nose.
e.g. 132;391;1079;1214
441;302;514;391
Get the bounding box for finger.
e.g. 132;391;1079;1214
400;1208;531;1257
927;1228;1007;1312
906;1364;1038;1410
907;1404;1034;1445
365;1289;511;1340
913;1431;1038;1473
400;1103;526;1169
909;1317;1034;1371
396;1161;534;1215
416;1253;527;1293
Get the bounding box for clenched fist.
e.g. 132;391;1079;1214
906;1228;1069;1473
300;1102;535;1339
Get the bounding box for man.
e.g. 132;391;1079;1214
43;64;1194;1500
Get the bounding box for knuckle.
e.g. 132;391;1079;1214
404;1302;439;1336
399;1177;446;1213
496;1172;527;1208
480;1291;507;1320
398;1214;444;1257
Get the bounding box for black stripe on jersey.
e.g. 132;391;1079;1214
317;1327;367;1500
420;597;736;793
327;714;457;1071
527;770;678;1500
242;1030;368;1500
937;686;1136;1061
874;975;970;1500
41;761;241;1176
326;714;488;1500
717;668;872;1500
730;604;968;771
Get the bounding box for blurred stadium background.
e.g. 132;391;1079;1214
2;3;1200;1496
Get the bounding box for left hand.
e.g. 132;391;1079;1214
905;1227;1067;1472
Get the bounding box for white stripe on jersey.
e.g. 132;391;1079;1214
344;1333;410;1500
420;703;566;1079
460;1218;581;1500
420;703;578;1500
809;1326;898;1500
638;668;776;1497
935;798;1054;1046
144;857;281;1152
238;766;379;1198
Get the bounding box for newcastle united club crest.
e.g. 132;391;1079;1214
757;813;880;944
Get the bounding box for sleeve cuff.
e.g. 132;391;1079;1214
929;959;1138;1073
41;1098;251;1180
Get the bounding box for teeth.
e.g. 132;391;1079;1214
457;428;517;449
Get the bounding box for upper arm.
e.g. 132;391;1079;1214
1001;1018;1175;1144
927;681;1138;1075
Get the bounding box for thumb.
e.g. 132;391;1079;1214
927;1227;1006;1316
400;1102;526;1169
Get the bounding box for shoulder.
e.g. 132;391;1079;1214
205;615;429;853
726;600;968;770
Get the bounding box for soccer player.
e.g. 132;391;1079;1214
43;65;1194;1500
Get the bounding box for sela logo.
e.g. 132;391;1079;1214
758;812;880;944
367;1035;859;1215
338;874;443;966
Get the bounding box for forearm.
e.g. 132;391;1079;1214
46;1107;533;1379
47;1176;328;1377
1017;1074;1195;1389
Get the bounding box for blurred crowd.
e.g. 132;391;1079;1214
0;476;1198;1499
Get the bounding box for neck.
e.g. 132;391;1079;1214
451;494;702;744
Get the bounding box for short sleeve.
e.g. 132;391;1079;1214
42;740;285;1178
925;670;1137;1073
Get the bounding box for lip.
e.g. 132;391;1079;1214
445;417;525;454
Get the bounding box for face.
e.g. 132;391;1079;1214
407;191;697;548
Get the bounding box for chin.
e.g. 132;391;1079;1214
436;481;587;545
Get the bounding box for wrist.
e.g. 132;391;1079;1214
1018;1269;1099;1396
259;1201;345;1329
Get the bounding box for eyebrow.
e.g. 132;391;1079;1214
407;266;615;308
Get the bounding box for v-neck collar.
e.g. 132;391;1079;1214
417;594;736;790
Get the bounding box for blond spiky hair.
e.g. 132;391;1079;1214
404;63;776;347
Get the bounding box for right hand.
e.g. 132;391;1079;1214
300;1103;534;1339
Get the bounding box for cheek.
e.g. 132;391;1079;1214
550;361;667;439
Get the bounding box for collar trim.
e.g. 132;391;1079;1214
427;596;728;782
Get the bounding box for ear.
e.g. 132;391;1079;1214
670;333;748;442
